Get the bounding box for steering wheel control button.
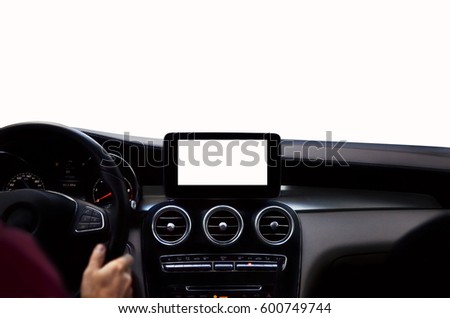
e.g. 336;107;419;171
75;207;105;233
76;223;89;231
80;215;91;223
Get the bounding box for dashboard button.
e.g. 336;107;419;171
163;263;212;272
214;263;234;271
164;264;184;272
235;262;278;271
183;264;212;271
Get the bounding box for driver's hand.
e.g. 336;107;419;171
81;244;133;298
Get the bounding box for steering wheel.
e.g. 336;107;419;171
0;122;130;292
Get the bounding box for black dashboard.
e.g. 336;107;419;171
0;138;140;209
2;124;450;297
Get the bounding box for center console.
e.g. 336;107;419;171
142;200;301;297
141;132;301;297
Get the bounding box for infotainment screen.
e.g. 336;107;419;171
164;133;281;198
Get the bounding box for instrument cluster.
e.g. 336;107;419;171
0;150;139;208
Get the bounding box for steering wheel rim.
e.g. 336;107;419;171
0;122;130;289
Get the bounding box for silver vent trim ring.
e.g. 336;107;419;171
255;206;294;245
203;205;244;246
152;205;191;246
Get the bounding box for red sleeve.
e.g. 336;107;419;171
0;223;67;297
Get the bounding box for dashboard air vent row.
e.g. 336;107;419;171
203;205;243;245
152;205;191;246
256;206;294;245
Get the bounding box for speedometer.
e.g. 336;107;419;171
5;172;45;191
92;177;134;206
91;153;140;208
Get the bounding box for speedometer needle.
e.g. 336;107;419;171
95;192;112;203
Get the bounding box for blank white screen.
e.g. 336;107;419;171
177;140;267;186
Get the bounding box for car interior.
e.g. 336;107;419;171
2;122;450;298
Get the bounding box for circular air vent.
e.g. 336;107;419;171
152;205;191;246
203;205;243;245
255;206;294;245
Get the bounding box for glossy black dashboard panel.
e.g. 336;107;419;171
88;131;450;297
3;127;450;297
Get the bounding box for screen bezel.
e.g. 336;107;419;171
164;132;281;198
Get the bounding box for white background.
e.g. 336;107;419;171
0;1;449;147
2;298;450;318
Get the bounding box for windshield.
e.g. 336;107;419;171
1;1;449;147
